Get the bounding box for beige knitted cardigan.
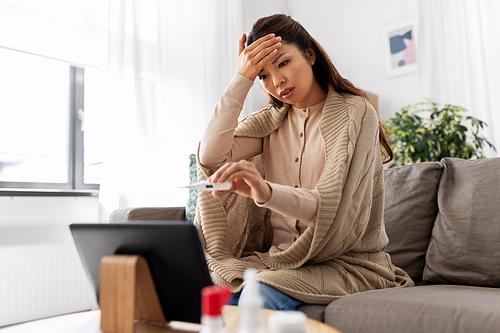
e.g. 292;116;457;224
194;87;413;304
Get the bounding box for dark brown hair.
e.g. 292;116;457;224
247;14;393;164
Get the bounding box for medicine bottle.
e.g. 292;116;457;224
237;268;266;333
200;285;231;333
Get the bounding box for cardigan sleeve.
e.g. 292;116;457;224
199;73;263;170
256;182;318;222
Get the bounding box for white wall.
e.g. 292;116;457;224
0;196;103;324
0;196;106;245
242;0;421;121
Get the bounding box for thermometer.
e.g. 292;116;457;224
179;180;233;191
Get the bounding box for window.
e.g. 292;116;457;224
0;48;103;193
0;0;109;195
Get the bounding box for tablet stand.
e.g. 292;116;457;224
99;255;167;333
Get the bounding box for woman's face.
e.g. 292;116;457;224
258;42;325;109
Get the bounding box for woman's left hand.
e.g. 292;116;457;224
208;160;272;204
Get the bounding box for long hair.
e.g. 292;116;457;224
246;14;393;164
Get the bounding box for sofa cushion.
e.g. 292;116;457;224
325;285;500;333
424;157;500;286
383;162;443;284
297;304;326;323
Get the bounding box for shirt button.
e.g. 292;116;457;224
294;185;299;188
300;132;303;137
295;158;299;162
303;108;307;113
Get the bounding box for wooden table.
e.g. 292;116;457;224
222;305;341;333
0;306;341;333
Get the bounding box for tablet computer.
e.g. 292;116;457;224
70;221;212;324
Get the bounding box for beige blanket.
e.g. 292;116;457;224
195;87;413;304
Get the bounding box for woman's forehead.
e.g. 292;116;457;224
260;43;305;72
272;43;301;60
279;42;299;52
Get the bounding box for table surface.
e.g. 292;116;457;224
0;306;341;333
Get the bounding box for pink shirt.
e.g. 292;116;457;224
200;73;325;245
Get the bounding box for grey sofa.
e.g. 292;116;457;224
110;157;500;333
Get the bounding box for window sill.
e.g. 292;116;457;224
0;188;99;197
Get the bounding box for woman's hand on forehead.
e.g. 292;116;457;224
237;33;282;80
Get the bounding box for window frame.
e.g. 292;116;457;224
0;65;100;196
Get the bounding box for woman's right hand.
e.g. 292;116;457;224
208;159;272;204
237;33;282;80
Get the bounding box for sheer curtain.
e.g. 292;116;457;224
99;0;243;212
419;0;500;157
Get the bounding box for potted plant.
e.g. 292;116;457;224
384;100;496;167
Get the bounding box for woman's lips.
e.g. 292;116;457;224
281;87;294;99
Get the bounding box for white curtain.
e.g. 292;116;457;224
99;0;243;212
419;0;500;157
0;0;109;69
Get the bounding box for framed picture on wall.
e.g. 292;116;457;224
383;17;419;78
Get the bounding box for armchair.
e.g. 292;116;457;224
109;206;186;222
109;154;197;223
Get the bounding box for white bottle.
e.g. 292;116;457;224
237;268;266;333
268;311;307;333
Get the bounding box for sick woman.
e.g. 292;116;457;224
195;14;413;311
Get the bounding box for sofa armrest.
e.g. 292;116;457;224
109;207;186;222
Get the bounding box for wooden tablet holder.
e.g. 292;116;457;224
99;254;167;333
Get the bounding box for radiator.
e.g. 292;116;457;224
0;243;98;327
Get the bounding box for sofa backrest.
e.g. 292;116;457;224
383;161;443;285
384;157;500;287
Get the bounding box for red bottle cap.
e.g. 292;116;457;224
202;286;232;316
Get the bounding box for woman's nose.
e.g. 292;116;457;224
273;75;285;87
